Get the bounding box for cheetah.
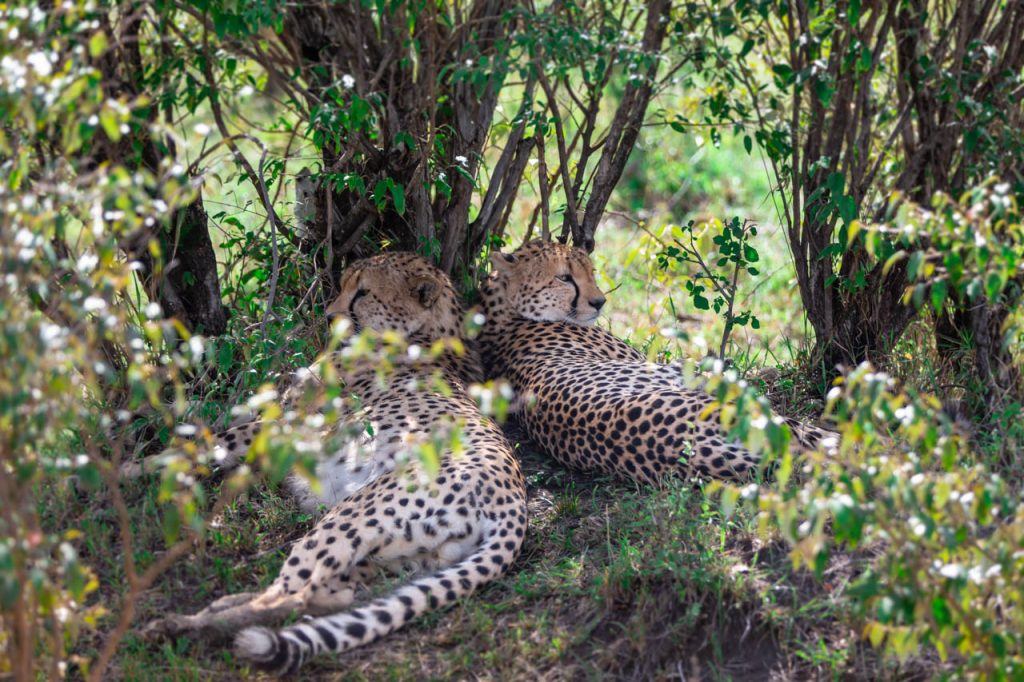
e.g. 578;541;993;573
121;253;485;514
478;239;834;484
144;253;527;676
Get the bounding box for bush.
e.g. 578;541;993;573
704;361;1024;679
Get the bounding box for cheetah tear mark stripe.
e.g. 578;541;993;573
233;525;522;675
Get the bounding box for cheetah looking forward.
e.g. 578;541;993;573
145;253;527;676
479;240;834;483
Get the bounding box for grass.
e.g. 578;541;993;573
57;427;922;681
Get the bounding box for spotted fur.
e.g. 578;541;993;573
143;253;527;676
122;253;485;513
479;240;835;483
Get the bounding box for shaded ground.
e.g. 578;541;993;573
63;421;938;681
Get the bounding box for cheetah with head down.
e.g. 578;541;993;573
479;239;834;483
145;253;527;676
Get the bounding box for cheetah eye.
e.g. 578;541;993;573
556;274;573;283
352;288;368;301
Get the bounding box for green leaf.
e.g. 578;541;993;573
991;633;1007;657
882;250;906;276
848;0;862;24
930;280;948;313
88;32;108;58
772;63;794;83
99;108;121;141
390;182;406;215
907;251;924;280
965;127;980;153
394;131;416;151
985;271;1004;301
743;135;752;154
814;79;835;107
693;293;710;310
372;179;389;209
836;195;857;226
930;597;952;627
826;172;845;196
162;506;182;545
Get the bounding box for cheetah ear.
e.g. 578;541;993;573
489;251;517;273
409;275;443;308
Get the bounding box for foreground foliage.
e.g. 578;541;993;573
2;0;1023;679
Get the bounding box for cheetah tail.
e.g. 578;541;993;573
233;526;523;676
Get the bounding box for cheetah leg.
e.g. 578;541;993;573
142;574;359;641
119;421;263;480
234;518;526;676
145;502;385;641
204;591;260;613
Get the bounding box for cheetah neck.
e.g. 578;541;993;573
478;276;522;379
478;276;515;336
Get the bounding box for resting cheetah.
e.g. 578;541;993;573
145;253;527;676
478;240;834;483
122;253;485;513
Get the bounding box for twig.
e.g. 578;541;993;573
85;434;243;682
535;64;582;245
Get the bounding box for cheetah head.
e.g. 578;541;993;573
488;240;606;325
325;253;462;340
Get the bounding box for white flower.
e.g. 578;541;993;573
193;123;211;136
455;155;468;165
77;252;98;273
40;323;63;346
894;405;915;426
26;51;52;76
188;336;205;361
145;302;163;318
939;563;964;579
83;296;106;312
341;74;355;89
248;388;279;408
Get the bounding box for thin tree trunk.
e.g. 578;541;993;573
92;10;228;335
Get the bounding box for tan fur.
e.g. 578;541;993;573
488;240;607;324
479;240;836;484
122;254;484;512
142;253;526;676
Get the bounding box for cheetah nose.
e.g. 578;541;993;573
590;296;606;311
